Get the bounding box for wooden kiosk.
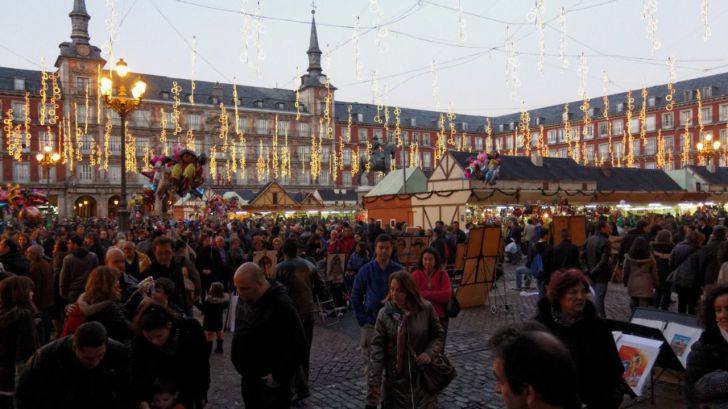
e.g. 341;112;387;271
456;226;504;308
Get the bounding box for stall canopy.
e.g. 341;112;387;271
365;168;428;197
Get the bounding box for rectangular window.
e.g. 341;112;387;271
39;130;56;151
135;137;149;154
37;165;56;181
721;129;728;146
614;142;623;159
559;148;567;158
719;104;728;122
557;128;566;143
664;135;674;151
583;124;594;140
109;165;121;182
645;138;656;155
298;168;310;184
598;122;609;137
662;112;674;129
645;115;656;131
297;122;309;136
530;132;539;147
164;112;175;129
187;114;201;131
76;77;89;95
598;143;609;160
423;151;432;168
297;145;310;160
632;140;641;157
701;107;713;124
78;164;93;182
110;135;121;154
586;145;594;162
342;171;352;186
81;134;93;153
109;110;121;126
373;129;383;142
630;118;640;132
13;78;25;91
613;119;623;136
644;162;656;169
255;119;270;134
13;162;29;182
680;109;693;126
134;110;150;127
547;129;557;144
278;120;289;135
12;101;24;121
475;137;484;150
421;133;431;147
343;148;351;166
505;136;514;149
321;146;330;162
358;128;368;142
319;170;330;185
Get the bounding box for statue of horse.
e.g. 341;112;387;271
356;139;397;185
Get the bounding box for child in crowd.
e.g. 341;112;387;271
152;277;184;315
202;281;229;354
150;378;185;409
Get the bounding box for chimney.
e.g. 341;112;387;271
212;82;223;100
531;152;543;167
601;162;613;177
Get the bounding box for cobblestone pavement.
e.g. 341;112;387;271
207;262;686;409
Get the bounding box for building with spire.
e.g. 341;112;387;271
1;1;728;218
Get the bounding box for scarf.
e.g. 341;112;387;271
395;310;411;372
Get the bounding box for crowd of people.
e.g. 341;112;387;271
0;212;726;408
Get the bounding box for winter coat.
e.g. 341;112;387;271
59;248;99;302
275;256;323;321
352;259;405;326
141;260;188;312
618;228;648;266
685;326;728;409
718;262;728;285
131;316;209;407
0;249;29;276
370;301;445;409
699;238;725;286
28;258;54;310
553;239;581;270
526;241;554;280
231;281;307;387
584;232;612;282
15;336;131;409
347;252;370;273
125;251;151;280
202;293;229;332
0;307;36;393
669;241;701;289
651;242;674;290
74;293;134;343
623;254;658;298
535;298;625;409
411;269;452;318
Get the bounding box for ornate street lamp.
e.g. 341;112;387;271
100;58;146;233
36;145;61;184
697;132;721;166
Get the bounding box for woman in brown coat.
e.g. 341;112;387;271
369;271;445;409
623;236;658;310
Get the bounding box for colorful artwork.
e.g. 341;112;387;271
619;345;650;388
253;250;278;279
663;322;702;368
326;253;346;284
616;334;663;396
669;334;690;358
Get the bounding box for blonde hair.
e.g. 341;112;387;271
84;266;121;303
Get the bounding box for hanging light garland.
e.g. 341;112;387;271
253;0;265;78
602;71;614;166
456;0;467;42
527;0;546;74
626;89;635;167
238;131;247;179
696;89;705;139
51;73;60;126
519;101;531;156
394;107;402;148
190;35;197;104
352;16;362;80
239;0;252;66
665;57;676;111
65;112;74;170
701;0;711;41
39;59;48;126
159;108;168;156
23;92;31;155
370;0;389;52
210;145;218;181
346;105;353;143
485;118;492;151
3;109;19;161
447;103;456;146
559;7;569;71
219;102;230;153
171;81;182;136
682;120;691;166
74;102;82;163
563;104;572;159
281;129;290;178
641;0;660;55
656;129;665;169
578;53;590;164
539;124;548;156
409;137;419;167
102;0;118;63
504;26;521;101
352;145;361;176
96;66;102;125
272;115;279;179
639;86;648;149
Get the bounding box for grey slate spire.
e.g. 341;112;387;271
306;10;322;76
69;0;91;45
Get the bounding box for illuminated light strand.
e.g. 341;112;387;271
456;0;467;42
101;0;118;62
211;145;219;181
409;137;419;168
24;92;31;156
185;129;195;150
626;90;635;167
602;71;614;166
510;130;516;156
125;130;137;174
640;0;660;55
51;73;60;127
447;103;456;146
159;108;168;156
682;120;691;166
233;79;241;133
435;113;446;161
190;35;197;104
337;125;344;172
294;67;301;120
219;102;229;152
656;129;665;169
324;79;333;140
563;104;572;159
527;0;545;74
253;0;266;78
504;26;521;101
3;109;15;160
96;66;102;125
639;86;648;148
519;101;531;157
702;0;711;41
61;114;69;165
431;61;441;111
559;7;569;71
352;145;361;176
238;131;247;179
272;115;279;179
394;107;402;148
171;81;182;136
696;89;705;139
539;125;548;156
280;129;289;178
40;59;48;126
231;130;238;174
485;118;492;151
142;144;151;172
665;57;677;111
89;137;97;168
239;0;252;66
365;138;372;174
84;83;90;134
352;16;362;80
226;158;232;184
346;105;353;143
74;102;82;163
370;0;389;52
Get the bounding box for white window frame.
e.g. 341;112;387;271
187;113;201;131
612;120;623;136
11;101;24;121
78;164;93;183
583;124;594;140
13;162;29;182
645;115;656;132
422;151;432;168
110;135;121;154
343;148;351;166
598;122;608;137
719;104;728;122
701;106;713;124
358;128;368;143
342;171;352;186
547;129;556;144
421;133;431;147
662;112;674;129
680;109;693;126
645;138;656;155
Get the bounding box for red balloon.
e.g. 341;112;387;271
19;206;43;226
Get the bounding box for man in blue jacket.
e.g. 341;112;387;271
351;233;403;409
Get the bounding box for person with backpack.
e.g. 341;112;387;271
513;229;553;295
584;221;613;318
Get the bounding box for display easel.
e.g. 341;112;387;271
456;226;508;313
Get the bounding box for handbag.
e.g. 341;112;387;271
440;271;460;318
419;352;457;394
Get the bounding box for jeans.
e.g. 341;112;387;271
591;280;609;318
675;285;700;315
653;286;671;310
514;266;534;289
360;324;378;406
294;316;314;395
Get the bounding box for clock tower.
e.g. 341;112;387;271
298;10;335;119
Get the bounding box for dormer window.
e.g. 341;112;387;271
357;113;364;122
275;102;285;110
616;102;624;112
683;90;693;102
13;78;25;91
509;122;515;131
255;100;264;108
648;97;656;107
211;97;219;105
410;117;416;127
498;124;505;132
461;122;469;131
703;86;713;98
232;97;242;106
588;107;599;116
161;91;170;100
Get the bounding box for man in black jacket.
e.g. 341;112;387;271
16;322;131;409
232;262;308;409
553;229;581;270
0;238;28;276
140;237;188;313
618;220;648;267
584;221;612;318
699;225;726;287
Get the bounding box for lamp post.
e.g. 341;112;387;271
697;132;721;167
36;145;60;223
100;58;146;233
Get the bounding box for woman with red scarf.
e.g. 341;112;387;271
411;248;452;336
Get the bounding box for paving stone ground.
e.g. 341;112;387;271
206;261;686;409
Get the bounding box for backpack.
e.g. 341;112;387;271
530;253;546;279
